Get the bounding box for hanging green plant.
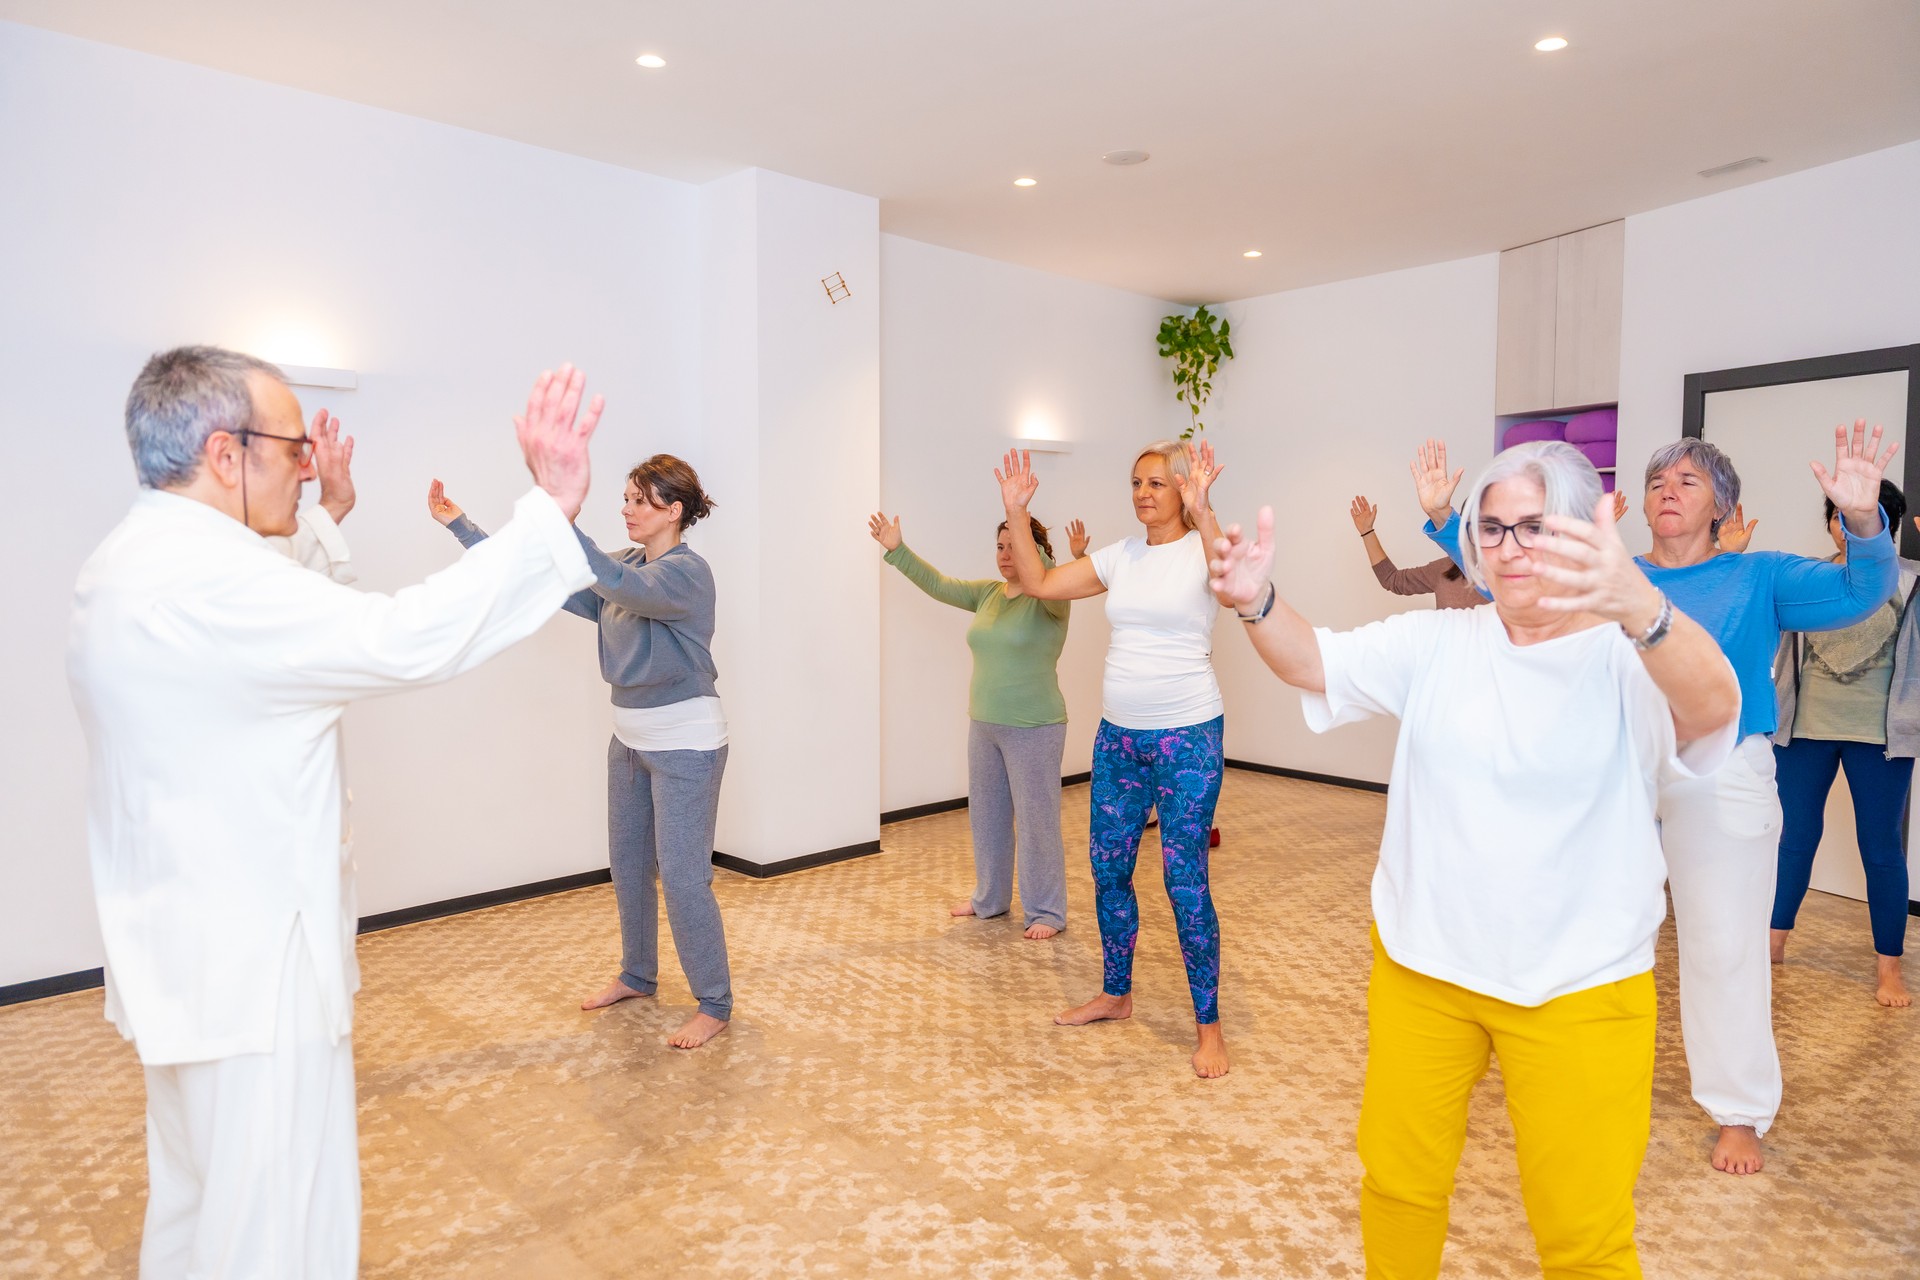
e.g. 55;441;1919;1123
1156;305;1234;439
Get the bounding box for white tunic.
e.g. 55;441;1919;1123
1303;607;1737;1006
68;486;593;1065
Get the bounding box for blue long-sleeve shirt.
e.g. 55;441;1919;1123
1425;509;1897;739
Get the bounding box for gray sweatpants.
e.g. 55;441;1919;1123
608;737;732;1021
967;720;1069;930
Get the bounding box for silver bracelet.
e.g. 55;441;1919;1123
1238;582;1277;624
1624;593;1674;651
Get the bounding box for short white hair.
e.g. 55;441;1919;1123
1457;441;1604;591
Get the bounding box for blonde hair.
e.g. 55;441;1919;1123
1133;440;1195;530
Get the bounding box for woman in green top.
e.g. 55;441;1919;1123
870;510;1086;938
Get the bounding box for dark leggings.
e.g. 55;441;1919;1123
1088;716;1226;1022
1772;738;1912;957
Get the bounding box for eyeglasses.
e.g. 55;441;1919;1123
235;427;313;466
1474;517;1547;550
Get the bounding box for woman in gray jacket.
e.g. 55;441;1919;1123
429;456;733;1048
1771;479;1918;1007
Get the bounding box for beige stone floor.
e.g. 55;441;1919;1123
3;771;1918;1278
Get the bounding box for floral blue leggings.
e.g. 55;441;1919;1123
1089;716;1226;1023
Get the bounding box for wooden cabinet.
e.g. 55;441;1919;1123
1494;220;1623;416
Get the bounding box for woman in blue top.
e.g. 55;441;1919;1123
1414;422;1899;1175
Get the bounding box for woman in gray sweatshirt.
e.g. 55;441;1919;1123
428;455;732;1049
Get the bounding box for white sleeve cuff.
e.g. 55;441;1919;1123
513;488;595;592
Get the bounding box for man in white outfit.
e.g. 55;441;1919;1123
68;346;604;1278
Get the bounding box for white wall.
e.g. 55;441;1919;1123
1199;256;1501;784
704;169;882;864
876;236;1181;810
0;22;702;987
1618;140;1920;546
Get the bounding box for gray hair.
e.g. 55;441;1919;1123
1133;439;1195;530
1643;438;1740;534
124;346;288;488
1458;441;1604;591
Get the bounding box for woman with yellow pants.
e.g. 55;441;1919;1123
1209;441;1743;1278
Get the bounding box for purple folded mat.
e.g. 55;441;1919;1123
1577;440;1618;469
1564;408;1618;444
1503;419;1566;446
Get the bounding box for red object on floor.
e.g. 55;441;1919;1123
1209;826;1221;848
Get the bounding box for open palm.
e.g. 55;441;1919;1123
1209;508;1276;609
1811;419;1900;529
1410;438;1464;524
996;449;1038;511
867;511;902;551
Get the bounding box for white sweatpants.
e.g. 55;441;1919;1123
1658;733;1784;1135
139;934;360;1279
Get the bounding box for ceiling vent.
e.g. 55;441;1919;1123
1101;150;1150;166
1698;156;1769;179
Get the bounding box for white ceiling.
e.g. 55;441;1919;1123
5;1;1918;303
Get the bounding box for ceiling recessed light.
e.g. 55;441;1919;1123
635;53;667;68
1242;250;1263;259
1101;150;1150;167
1534;36;1568;52
1013;177;1037;187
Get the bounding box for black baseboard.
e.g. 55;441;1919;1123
357;868;613;935
0;966;105;1007
713;840;882;879
880;771;1093;825
1224;758;1389;795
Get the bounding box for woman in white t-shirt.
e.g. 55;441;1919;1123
995;440;1233;1079
1208;441;1739;1279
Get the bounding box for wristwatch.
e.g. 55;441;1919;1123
1624;592;1673;650
1238;582;1277;624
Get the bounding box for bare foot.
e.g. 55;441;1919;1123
581;978;650;1011
668;1012;729;1049
1710;1125;1765;1175
1192;1022;1230;1079
950;901;977;918
1055;993;1132;1026
1770;928;1789;965
1024;921;1061;940
1876;954;1912;1008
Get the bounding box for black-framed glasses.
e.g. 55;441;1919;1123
236;427;313;466
1474;517;1547;550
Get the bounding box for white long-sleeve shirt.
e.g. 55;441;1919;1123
267;505;356;583
68;486;592;1065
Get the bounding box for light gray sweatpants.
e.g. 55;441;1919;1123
608;737;732;1021
967;719;1069;930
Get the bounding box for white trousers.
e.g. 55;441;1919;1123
140;934;360;1279
1658;733;1784;1135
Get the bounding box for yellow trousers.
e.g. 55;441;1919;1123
1359;929;1655;1280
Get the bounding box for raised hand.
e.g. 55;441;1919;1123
1175;439;1226;521
310;407;356;523
426;479;463;526
996;449;1038;513
1349;495;1377;535
515;364;603;522
867;511;902;551
1208;507;1277;611
1410;438;1465;526
1533;493;1665;629
1716;503;1758;553
1811;419;1899;535
1611;490;1629;524
1066;518;1090;559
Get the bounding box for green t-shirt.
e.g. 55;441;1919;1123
884;543;1070;727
